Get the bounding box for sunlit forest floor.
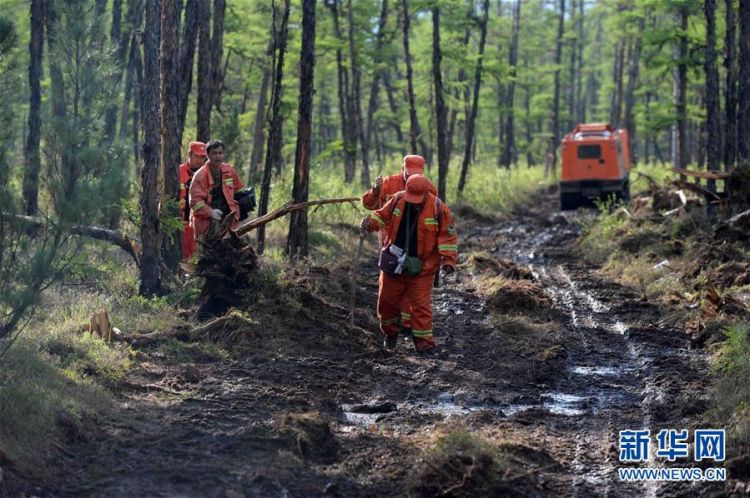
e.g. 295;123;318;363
1;163;749;496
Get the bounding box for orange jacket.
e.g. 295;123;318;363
362;171;437;210
179;162;200;221
366;192;458;275
189;162;244;238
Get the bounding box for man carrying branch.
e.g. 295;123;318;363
189;139;244;240
360;174;458;358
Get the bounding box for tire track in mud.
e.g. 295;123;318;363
452;198;716;497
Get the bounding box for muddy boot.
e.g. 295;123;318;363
383;334;399;350
400;326;412;338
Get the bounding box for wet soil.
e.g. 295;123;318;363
42;189;736;497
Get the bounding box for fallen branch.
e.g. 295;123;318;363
233;197;359;236
671;180;722;201
2;213;141;266
671;167;731;180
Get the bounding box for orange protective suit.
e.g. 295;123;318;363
188;163;244;239
179;162;199;259
361;168;437;328
364;180;458;352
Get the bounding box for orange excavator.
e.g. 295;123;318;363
559;123;631;210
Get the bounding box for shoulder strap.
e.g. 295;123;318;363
390;192;405;214
435;196;442;229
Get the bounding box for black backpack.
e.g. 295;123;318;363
234;187;257;220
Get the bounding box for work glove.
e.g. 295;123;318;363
442;265;455;276
374;175;384;190
211;209;223;220
359;216;372;235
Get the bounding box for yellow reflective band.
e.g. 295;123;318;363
178;199;186;208
223;178;234;185
180;183;186;189
412;329;432;337
379;317;400;325
400;312;411;319
192;201;206;211
424;218;438;225
438;245;457;252
393;208;402;217
369;213;385;227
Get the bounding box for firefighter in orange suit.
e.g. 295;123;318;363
189;139;244;239
179;141;207;260
361;155;437;333
360;174;458;358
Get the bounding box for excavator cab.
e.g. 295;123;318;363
559;123;631;210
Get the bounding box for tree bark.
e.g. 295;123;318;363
364;0;389;175
249;38;273;185
177;0;199;139
287;0;317;259
23;0;43;216
458;0;489;192
160;0;182;271
140;0;162;296
210;0;226;110
196;0;211;141
624;15;644;165
257;0;290;254
566;0;577;133
104;0;125;142
347;0;369;186
575;0;584;124
432;7;448;202
120;0;144;142
545;0;565;177
402;0;430;162
725;0;737;171
500;0;520;169
672;7;688;174
738;0;750;163
609;39;625;127
326;0;356;183
705;0;720;219
382;69;404;143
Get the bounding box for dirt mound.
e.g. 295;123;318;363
708;262;750;288
416;442;559;497
273;412;338;464
464;253;533;280
193;228;259;319
453;204;496;224
484;279;553;318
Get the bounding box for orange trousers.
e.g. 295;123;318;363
182;223;196;260
378;272;436;352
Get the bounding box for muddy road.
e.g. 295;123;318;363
52;190;727;497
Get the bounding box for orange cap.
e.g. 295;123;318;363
403;155;425;175
403;174;430;204
189;141;207;157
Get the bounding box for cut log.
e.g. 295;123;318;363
671;167;731;180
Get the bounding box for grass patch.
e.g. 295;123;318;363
710;323;750;458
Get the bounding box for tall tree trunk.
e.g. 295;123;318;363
524;81;534;167
545;0;565;177
738;0;750;164
210;0;226;110
287;0;317;259
609;39;625;127
586;17;603;122
140;0;162;297
23;0;43;216
177;0;199;139
448;27;470;162
249;38;273;185
709;9;726;181
402;0;429;162
566;0;577;133
672;7;688;175
347;0;369;186
432;7;448;201
382;69;404;143
458;0;489;192
624;15;644;165
500;0;520;169
120;0;143;142
104;0;125;142
160;0;182;270
724;0;738;171
196;0;211;141
326;0;355;183
257;0;290;254
575;0;584;123
364;0;389;173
